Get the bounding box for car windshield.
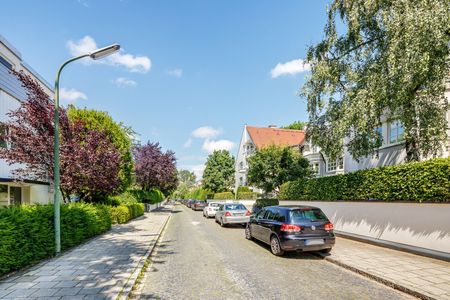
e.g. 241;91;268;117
225;204;246;210
289;209;328;222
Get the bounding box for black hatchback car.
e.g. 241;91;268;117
245;205;335;256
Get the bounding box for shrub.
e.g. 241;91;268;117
186;188;211;200
214;192;234;200
110;203;145;224
0;203;112;276
279;158;450;202
254;198;279;208
108;190;141;206
237;186;252;193
236;192;258;200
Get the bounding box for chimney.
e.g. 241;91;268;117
268;124;277;128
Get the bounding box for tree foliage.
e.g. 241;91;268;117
302;0;450;161
282;121;307;130
247;146;311;194
0;71;122;202
133;142;178;195
202;150;235;193
177;169;196;187
67;107;134;192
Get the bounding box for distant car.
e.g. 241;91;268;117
203;202;221;218
192;201;207;211
245;205;335;256
215;203;251;227
186;199;196;208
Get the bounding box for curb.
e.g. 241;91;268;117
319;254;436;300
117;206;173;300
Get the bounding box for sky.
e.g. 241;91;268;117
0;0;330;178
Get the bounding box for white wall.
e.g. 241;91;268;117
30;185;52;204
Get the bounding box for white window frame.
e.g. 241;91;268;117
337;157;344;170
311;162;320;175
388;120;405;144
327;160;337;172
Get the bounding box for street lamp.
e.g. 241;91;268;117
53;43;120;255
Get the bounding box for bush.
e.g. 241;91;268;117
108;190;141;206
110;203;145;224
237;186;252;193
214;192;234;200
186;188;211;200
236;192;258;200
279;158;450;202
0;203;112;276
251;198;279;214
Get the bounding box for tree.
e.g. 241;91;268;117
282;121;307;130
0;71;122;202
67;107;134;192
247;146;311;194
133;142;178;195
302;0;450;162
202;150;235;193
177;169;196;187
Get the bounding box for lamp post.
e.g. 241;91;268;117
53;43;120;255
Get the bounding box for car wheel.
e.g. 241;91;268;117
320;248;332;254
220;218;225;227
245;225;252;240
270;236;284;256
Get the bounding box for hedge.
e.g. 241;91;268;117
279;158;450;202
214;192;234;200
187;188;213;200
236;192;258;200
253;198;279;208
0;203;112;276
110;203;145;224
127;189;165;204
237;186;252;193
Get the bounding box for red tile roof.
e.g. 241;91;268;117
246;126;306;149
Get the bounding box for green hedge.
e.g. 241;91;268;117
127;189;165;204
236;192;258;200
110;203;145;224
0;203;112;276
279;158;450;202
214;192;234;200
237;186;252;193
253;198;279;208
187;188;213;200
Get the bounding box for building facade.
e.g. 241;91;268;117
0;34;54;206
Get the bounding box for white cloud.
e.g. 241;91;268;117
60;88;87;102
191;126;221;139
166;68;183;78
66;36;151;73
270;59;311;78
112;77;137;87
202;139;235;153
183;138;192;148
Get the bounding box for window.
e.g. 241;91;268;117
0;55;12;69
0;126;8;149
272;209;286;222
289;209;328;222
375;126;384;144
389;120;405;144
239;177;243;185
239;161;244;169
327;160;336;172
337;157;344;170
255;209;266;220
311;162;320;175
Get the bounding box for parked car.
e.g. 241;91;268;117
186;199;196;208
245;205;335;256
192;201;207;211
203;202;221;218
215;203;251;227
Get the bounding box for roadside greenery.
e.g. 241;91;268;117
279;158;450;202
236;192;258;200
0;203;111;276
247;146;311;194
214;192;234;200
302;0;450;161
172;170;196;199
110;203;144;224
185;188;212;200
202;150;235;193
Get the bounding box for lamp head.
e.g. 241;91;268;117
89;44;120;60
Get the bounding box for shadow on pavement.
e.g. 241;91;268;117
250;239;324;260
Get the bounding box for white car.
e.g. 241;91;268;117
203;202;221;218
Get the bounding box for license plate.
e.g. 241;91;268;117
234;213;244;216
305;239;324;246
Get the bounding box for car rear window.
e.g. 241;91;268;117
209;203;220;207
225;204;246;210
289;209;328;222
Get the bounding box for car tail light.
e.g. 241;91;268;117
324;223;334;231
225;212;232;217
280;224;301;232
245;211;251;216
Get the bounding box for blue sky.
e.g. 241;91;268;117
0;0;329;178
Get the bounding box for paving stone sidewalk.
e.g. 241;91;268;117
325;237;450;300
0;206;172;300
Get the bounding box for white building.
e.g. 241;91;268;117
234;125;305;192
0;34;54;206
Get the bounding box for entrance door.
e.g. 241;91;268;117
10;187;22;205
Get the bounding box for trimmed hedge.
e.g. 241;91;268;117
128;189;165;204
279;158;450;202
237;186;252;193
236;192;258;200
110;203;145;224
0;203;112;276
214;192;234;200
253;198;279;208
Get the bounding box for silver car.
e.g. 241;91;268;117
215;203;251;227
203;202;221;218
